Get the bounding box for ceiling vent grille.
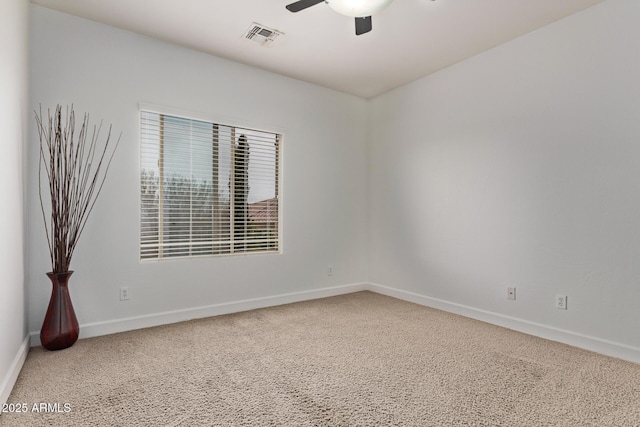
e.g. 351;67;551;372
243;23;283;46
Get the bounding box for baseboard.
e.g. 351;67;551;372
27;281;638;364
0;335;30;405
29;282;369;347
367;282;640;364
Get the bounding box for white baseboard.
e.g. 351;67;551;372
26;281;639;364
29;282;369;347
0;335;30;405
368;282;640;364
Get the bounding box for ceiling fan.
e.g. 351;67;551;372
285;0;395;35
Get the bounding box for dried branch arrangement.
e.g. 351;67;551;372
35;105;121;273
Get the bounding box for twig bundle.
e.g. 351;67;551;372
35;105;120;273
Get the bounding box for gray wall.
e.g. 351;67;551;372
27;6;368;340
0;0;29;405
23;0;640;374
368;0;640;358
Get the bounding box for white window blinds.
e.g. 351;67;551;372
140;111;280;260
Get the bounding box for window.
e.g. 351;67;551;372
140;110;280;260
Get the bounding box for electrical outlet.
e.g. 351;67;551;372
507;287;516;300
327;266;334;276
556;294;567;310
120;287;130;301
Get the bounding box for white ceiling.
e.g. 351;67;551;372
30;0;604;98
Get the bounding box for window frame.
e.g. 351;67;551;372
138;104;283;261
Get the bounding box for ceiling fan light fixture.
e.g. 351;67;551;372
326;0;394;17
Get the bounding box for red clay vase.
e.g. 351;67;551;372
40;271;79;351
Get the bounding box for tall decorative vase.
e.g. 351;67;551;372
40;271;79;351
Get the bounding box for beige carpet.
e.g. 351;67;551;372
2;291;639;426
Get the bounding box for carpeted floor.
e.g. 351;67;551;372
2;291;639;426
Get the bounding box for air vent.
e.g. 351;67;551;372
243;23;283;46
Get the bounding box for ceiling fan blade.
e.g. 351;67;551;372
286;0;325;13
355;16;372;35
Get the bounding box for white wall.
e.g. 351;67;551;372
368;0;640;358
28;6;368;339
0;0;29;405
26;0;640;365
